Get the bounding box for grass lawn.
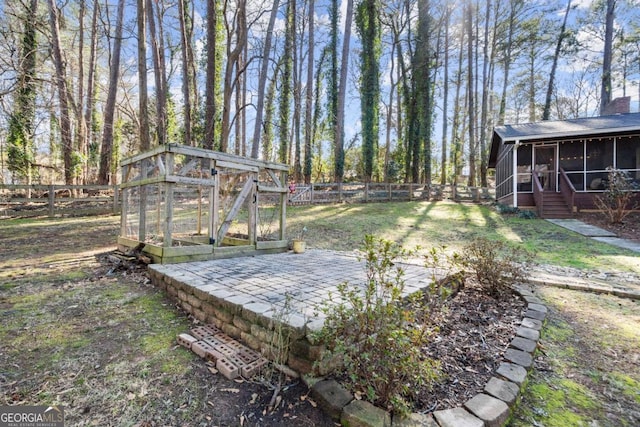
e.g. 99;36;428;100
1;200;638;426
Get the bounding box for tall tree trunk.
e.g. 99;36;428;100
356;0;381;183
251;0;280;158
49;0;74;184
76;0;87;184
466;2;476;187
384;37;397;183
98;0;124;185
205;0;217;149
293;0;302;180
479;0;491;187
147;0;167;146
498;0;517;125
7;0;38;190
303;0;314;183
84;1;99;181
599;0;615;114
221;0;247;152
450;25;465;186
440;6;450;185
178;0;193;146
335;0;354;183
278;0;294;164
542;0;571;120
138;0;151;151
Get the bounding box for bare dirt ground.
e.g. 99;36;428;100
1;213;638;426
576;211;640;242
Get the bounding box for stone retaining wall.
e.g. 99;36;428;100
148;267;322;377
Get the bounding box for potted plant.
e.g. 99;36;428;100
292;226;307;254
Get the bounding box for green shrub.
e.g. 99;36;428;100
458;237;532;298
518;209;537;219
315;235;441;416
595;168;639;224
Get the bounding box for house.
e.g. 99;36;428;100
488;112;640;218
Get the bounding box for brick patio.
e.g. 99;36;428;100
148;249;432;375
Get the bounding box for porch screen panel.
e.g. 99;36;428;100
495;145;514;200
516;144;532;192
616;135;640;181
586;137;613;191
586;137;614;170
559;141;584;191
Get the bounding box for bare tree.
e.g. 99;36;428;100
98;0;125;185
599;0;616;114
335;0;354;183
48;0;74;184
250;0;280;158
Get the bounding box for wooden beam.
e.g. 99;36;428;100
216;178;254;244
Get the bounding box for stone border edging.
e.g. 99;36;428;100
304;283;546;427
527;276;640;300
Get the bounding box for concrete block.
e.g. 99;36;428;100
235;347;261;364
391;412;438;426
464;393;510;427
240;332;262;351
222;323;242;339
516;326;539;341
216;358;240;380
496;362;527;385
176;333;198;349
311;379;353;420
187;293;202;309
522;295;543;305
484;377;520;405
432;408;483;427
191;340;214;359
510;336;537;353
287;354;313;375
192;308;206;322
241;357;269;378
190;325;215;340
232;315;252;333
524;309;546;321
504;348;533;368
528;303;547;313
341;399;391;427
521;317;542;330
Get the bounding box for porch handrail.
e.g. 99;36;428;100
532;171;544;217
558;168;576;217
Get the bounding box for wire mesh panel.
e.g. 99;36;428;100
119;144;289;262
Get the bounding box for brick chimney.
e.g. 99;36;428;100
602;96;631;115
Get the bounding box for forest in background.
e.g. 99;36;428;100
1;0;639;189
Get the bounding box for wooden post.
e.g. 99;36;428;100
248;173;257;245
163;153;174;247
112;184;119;214
281;171;287;241
120;165;128;238
211;160;220;246
48;184;55;217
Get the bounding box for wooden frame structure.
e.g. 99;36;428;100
118;144;290;263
